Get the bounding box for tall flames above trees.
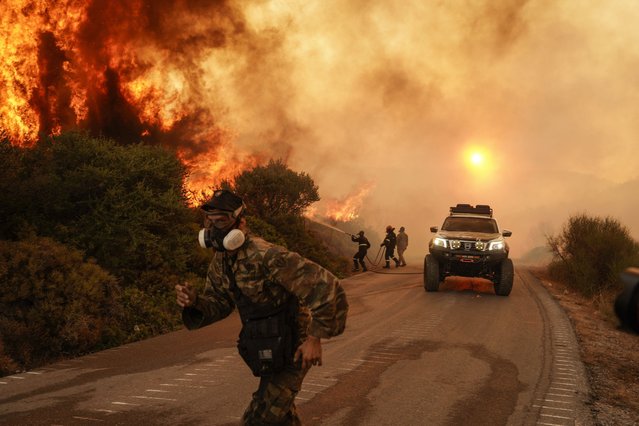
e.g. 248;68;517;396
0;0;265;191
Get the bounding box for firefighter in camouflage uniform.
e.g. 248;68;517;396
176;189;348;425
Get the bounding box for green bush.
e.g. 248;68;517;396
547;214;639;297
0;237;124;372
0;133;213;370
224;159;320;218
220;160;350;277
0;133;202;287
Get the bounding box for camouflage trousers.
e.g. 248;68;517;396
242;364;309;425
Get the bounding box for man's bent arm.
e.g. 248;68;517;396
264;247;348;339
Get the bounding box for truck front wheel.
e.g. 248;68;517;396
494;259;514;296
424;254;440;292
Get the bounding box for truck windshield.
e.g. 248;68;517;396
442;217;498;233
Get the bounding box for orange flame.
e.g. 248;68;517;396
322;183;375;222
0;1;257;194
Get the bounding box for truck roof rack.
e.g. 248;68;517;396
450;204;493;217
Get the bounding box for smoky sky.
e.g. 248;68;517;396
3;0;639;257
223;0;639;258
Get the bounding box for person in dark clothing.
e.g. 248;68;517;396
351;230;371;272
380;225;400;269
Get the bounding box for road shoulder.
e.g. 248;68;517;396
528;267;639;425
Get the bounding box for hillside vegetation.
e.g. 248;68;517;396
0;133;349;375
546;214;639;316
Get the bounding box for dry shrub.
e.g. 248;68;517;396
0;237;124;373
547;214;639;297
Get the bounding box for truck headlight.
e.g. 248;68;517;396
475;241;485;251
488;240;504;251
433;237;448;248
450;240;461;249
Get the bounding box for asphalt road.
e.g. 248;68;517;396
0;265;593;425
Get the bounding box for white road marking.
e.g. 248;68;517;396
553;382;576;387
549;387;574;392
537;398;572;404
533;405;574;411
304;382;329;388
94;409;119;414
540;413;572;420
26;371;43;375
146;389;170;393
111;401;141;406
161;383;206;388
131;395;178;401
353;359;389;364
72;416;103;422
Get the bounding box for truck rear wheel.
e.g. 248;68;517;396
424;254;440;292
494;259;514;296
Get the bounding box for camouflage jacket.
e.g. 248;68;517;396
182;235;348;340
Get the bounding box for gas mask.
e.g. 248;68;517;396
198;190;246;252
198;227;246;252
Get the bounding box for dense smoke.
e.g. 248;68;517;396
2;0;638;257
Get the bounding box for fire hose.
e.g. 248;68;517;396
331;226;421;275
365;246;422;275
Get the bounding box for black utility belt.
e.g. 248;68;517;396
237;307;298;377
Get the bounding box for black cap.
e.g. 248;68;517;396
201;189;244;216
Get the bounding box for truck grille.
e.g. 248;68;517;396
452;240;482;251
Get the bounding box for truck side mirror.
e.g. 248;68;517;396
502;230;512;237
430;226;438;233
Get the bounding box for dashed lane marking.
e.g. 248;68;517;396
111;402;141;406
303;382;329;388
131;395;178;401
540;413;572;420
72;416;103;422
533;405;574;412
537;398;572;404
160;383;206;388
